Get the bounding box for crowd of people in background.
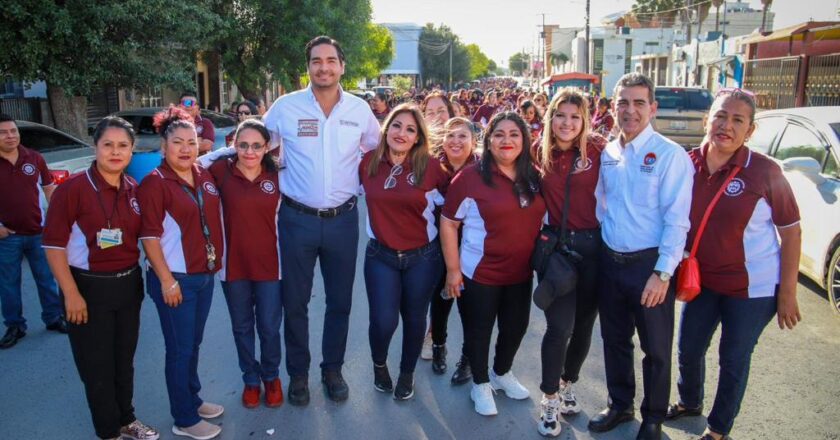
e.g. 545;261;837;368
0;34;803;440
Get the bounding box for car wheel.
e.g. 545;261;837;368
829;245;840;315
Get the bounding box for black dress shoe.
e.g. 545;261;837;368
450;354;472;385
322;370;349;402
666;402;703;420
46;317;68;334
432;344;447;374
288;376;310;406
0;326;26;349
636;422;662;440
588;406;635;433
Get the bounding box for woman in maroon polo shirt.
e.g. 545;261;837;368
519;99;544;141
665;89;801;440
42;116;159;440
360;104;449;401
422;92;455;129
471;91;499;128
208;119;283;410
441;111;545;417
137;108;225;440
533;89;607;437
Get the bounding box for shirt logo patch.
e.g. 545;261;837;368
724;177;745;197
406;172;416;186
339;120;359;128
203;181;219;196
574;157;592;173
260;180;276;194
640;152;657;173
297;119;319;137
196;124;204;135
21;163;36;176
129;197;141;215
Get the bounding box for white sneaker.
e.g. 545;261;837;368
197;401;224;419
558;380;581;415
489;369;530;400
420;332;433;360
538;394;562;437
470;382;498;416
171;420;221;440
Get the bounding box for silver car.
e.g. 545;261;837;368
654;87;713;149
17;120;94;183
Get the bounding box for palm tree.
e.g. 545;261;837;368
761;0;773;33
713;0;724;33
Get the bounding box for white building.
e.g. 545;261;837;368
379;23;422;87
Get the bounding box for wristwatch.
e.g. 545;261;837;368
653;270;671;282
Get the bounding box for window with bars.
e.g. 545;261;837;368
593;39;604;74
625;40;633;73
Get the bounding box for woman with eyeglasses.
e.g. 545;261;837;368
665;89;801;440
137;107;225;440
207;119;284;411
441;111;545;417
359;104;449;401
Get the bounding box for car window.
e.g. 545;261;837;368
137;116;156;135
747;116;784;154
654;89;712;111
200;111;235;128
775;123;828;165
19;127;87;153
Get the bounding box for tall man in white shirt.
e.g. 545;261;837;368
590;73;694;440
261;36;381;405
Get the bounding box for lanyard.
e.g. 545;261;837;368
89;169;121;229
180;183;216;271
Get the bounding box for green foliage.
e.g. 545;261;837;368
465;44;491;80
352;23;395;84
631;0;685;26
419;24;470;87
488;60;498;73
0;0;221;96
508;52;530;76
390;75;413;97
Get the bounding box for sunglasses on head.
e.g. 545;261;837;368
715;87;755;99
181;99;196;107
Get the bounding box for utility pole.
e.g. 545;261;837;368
449;39;453;91
585;0;591;74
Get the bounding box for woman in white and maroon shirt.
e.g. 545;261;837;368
667;90;801;440
533;89;607;437
42;116;159;440
441;111;545;417
208;119;283;410
137;108;225;440
360;104;449;401
471;91;499;128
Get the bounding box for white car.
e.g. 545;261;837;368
746;107;840;314
17;120;94;183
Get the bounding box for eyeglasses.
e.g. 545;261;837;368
237;111;252;116
236;142;266;152
384;164;403;190
715;87;755;99
181;99;196;107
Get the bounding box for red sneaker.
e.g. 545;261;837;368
264;378;284;407
242;384;261;408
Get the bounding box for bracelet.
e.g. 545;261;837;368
164;281;179;294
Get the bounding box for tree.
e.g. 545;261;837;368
350;24;395;88
509;53;530;76
631;0;685;28
488;60;498;74
465;44;491;80
550;52;569;66
390;75;413;97
418;24;470;87
0;0;221;138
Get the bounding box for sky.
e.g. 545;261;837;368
371;0;840;68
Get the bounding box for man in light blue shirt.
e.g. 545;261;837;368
589;73;694;440
261;36;380;406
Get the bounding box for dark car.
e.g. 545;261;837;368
653;87;713;148
112;107;237;151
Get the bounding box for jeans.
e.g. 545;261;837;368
67;266;142;439
147;270;214;427
221;280;283;386
677;286;777;435
540;229;601;394
364;239;442;374
461;277;533;384
0;234;62;330
279;200;358;378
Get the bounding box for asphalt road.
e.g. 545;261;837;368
2;199;839;440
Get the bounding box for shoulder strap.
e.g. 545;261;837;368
559;149;580;244
689;165;742;257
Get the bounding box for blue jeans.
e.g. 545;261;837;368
221;280;283;386
364;239;442;374
147;270;214;427
676;286;777;435
0;234;62;330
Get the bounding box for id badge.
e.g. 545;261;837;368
96;228;123;249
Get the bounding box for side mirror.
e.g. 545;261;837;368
782;157;821;174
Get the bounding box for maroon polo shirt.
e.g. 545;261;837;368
137;161;224;274
209;158;281;282
194;114;216;144
442;163;546;285
688;145;800;298
471;104;498;125
0;145;54;235
42;164;141;272
538;134;606;230
360;152;450;251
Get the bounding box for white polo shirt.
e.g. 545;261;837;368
262;86;381;209
595;123;694;275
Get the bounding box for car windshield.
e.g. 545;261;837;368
655;89;713;111
19;127;88;153
200;110;236;128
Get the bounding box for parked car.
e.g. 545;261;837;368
16;120;94;184
654;87;713;148
746;107;840;315
111;107;236;151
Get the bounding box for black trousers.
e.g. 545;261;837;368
461;277;532;384
598;247;675;424
429;268;470;358
67;266;143;439
540;229;601;394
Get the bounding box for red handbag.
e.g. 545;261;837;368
676;165;741;302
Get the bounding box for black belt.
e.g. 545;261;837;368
282;195;356;218
70;265;139;279
604;247;658;265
